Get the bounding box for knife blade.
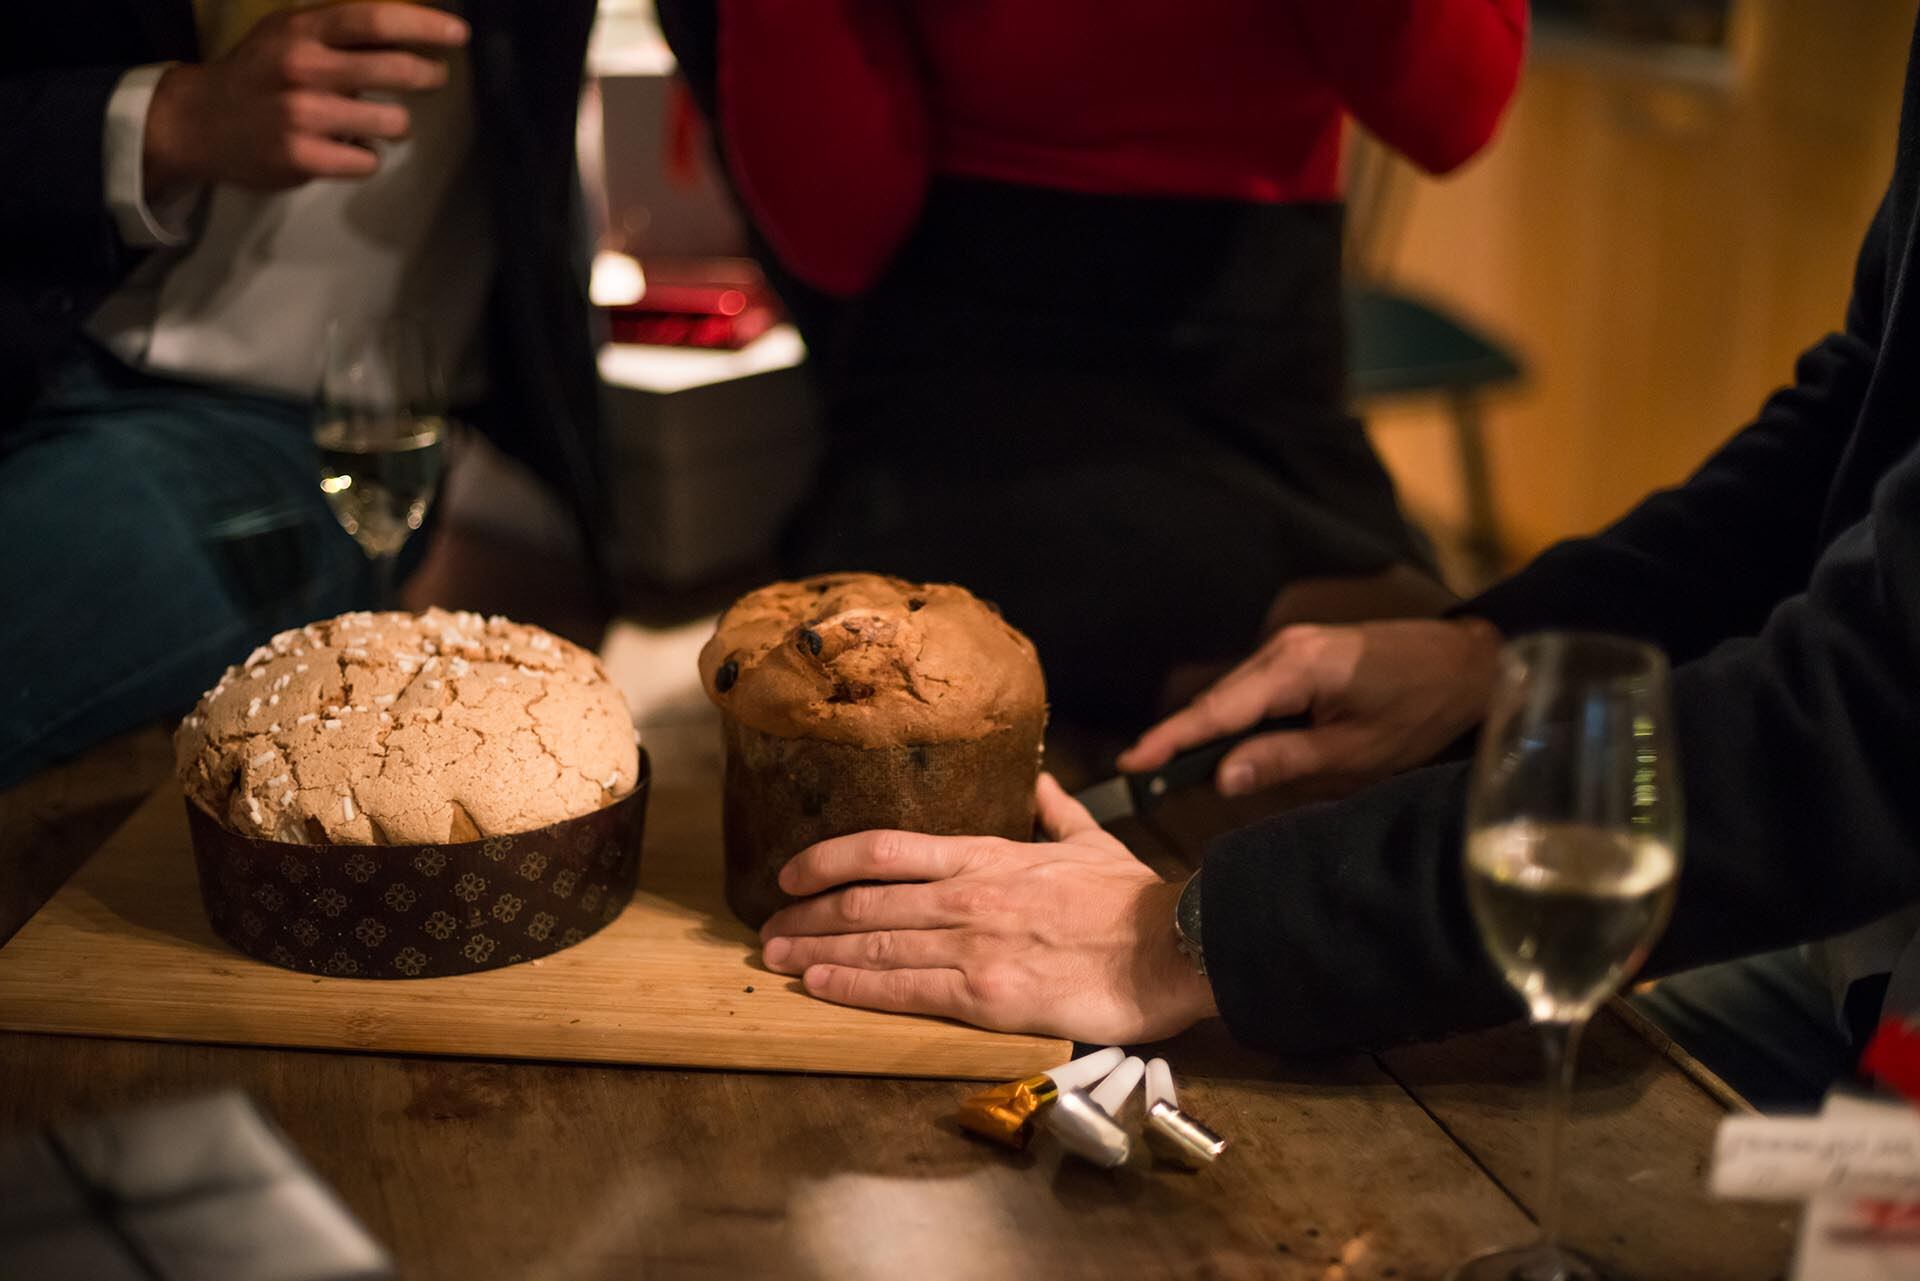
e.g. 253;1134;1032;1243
1072;715;1311;826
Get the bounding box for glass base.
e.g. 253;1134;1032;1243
1445;1243;1602;1281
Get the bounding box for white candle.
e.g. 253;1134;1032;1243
1146;1057;1176;1111
1090;1056;1146;1116
1043;1046;1124;1094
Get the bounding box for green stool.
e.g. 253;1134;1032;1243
1345;283;1524;581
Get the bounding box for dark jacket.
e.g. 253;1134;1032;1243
1205;16;1920;1054
0;0;608;558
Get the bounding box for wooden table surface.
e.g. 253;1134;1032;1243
0;721;1796;1281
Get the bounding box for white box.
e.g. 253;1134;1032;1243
444;328;821;589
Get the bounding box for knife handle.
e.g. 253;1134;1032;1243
1127;714;1312;812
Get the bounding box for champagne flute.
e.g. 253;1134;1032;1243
1449;633;1683;1281
314;318;448;607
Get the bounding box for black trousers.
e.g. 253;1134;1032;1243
783;180;1428;731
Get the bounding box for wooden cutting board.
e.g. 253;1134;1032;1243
0;719;1068;1079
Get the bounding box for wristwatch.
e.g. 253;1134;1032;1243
1174;871;1205;976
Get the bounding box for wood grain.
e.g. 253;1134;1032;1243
0;721;1068;1080
1381;1013;1796;1281
0;713;1794;1278
0;723;173;947
0;1029;1539;1281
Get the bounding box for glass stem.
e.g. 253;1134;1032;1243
1536;1015;1587;1252
370;551;399;611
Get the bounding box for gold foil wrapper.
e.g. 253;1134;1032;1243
955;1074;1059;1149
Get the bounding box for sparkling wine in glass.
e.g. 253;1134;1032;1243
1449;632;1682;1281
314;318;447;604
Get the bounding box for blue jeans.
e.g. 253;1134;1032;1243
0;345;378;788
1632;947;1862;1113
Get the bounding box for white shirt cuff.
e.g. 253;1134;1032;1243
103;63;201;249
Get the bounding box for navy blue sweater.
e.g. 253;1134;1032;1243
1202;18;1920;1053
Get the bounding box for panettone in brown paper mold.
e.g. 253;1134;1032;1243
699;574;1046;928
184;761;646;979
174;609;647;977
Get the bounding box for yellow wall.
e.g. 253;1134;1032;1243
1370;0;1915;568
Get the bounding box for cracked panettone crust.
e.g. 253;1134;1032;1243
175;609;639;844
697;573;1045;746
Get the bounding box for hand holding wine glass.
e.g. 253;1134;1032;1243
314;317;447;606
1450;632;1682;1281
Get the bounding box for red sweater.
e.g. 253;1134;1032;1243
714;1;1528;297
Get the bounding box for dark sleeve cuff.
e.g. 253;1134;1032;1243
1446;542;1626;639
1199;762;1522;1054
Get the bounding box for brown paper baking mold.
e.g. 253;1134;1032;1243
185;751;649;978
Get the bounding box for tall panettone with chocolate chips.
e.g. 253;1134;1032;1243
699;574;1047;926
